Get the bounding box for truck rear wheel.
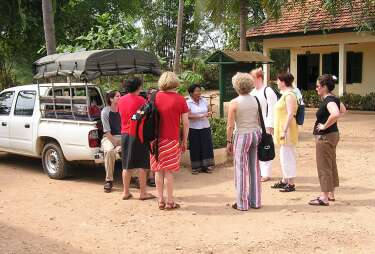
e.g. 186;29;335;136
42;142;70;179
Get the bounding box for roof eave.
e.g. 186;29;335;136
246;27;358;41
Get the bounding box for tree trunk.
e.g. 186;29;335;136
239;0;248;51
173;0;184;73
42;0;56;55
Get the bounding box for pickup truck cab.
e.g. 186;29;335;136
0;83;105;179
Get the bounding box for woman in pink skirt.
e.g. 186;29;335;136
151;71;189;210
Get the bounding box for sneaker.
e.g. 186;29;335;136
279;184;296;192
104;181;113;193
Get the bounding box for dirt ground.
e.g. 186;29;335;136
1;110;375;254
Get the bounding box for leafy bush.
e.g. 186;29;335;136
340;92;375;111
302;90;321;108
209;117;227;149
301;90;375;111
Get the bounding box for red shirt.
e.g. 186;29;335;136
118;93;146;134
155;91;189;140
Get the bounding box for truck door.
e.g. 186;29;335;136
0;91;15;149
9;90;36;153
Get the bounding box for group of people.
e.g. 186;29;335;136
227;69;345;210
99;67;345;211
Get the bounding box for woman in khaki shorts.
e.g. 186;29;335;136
309;74;346;206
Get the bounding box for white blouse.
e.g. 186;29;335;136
187;97;210;129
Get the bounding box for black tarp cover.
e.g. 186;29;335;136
33;49;161;81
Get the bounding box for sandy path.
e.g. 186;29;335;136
1;111;375;254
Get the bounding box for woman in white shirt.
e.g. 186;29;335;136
187;84;215;174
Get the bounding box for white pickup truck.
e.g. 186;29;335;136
0;83;105;179
1;48;161;179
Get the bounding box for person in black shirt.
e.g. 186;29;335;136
309;74;346;206
101;90;122;192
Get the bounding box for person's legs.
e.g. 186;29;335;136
279;145;296;192
102;137;115;180
122;169;133;199
164;171;174;204
189;128;202;173
155;171;165;203
137;169;155;199
200;128;215;173
248;132;261;208
233;134;251;211
260;161;272;181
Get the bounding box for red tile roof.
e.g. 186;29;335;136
247;0;374;39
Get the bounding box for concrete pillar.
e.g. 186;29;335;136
263;46;271;86
339;42;347;96
290;48;298;87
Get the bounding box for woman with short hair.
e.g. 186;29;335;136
151;71;189;210
227;72;262;211
309;74;346;206
272;72;298;192
187;84;215;175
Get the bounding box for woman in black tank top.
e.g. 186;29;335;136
309;74;346;206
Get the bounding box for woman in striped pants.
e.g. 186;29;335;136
227;72;262;211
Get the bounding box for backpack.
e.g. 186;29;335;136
290;88;305;125
263;86;282;117
129;91;160;159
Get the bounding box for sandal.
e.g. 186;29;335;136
309;197;329;206
158;200;166;210
328;198;336;202
165;202;180;210
191;168;200;175
279;184;295;192
271;181;287;189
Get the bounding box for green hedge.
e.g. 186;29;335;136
302;90;375;111
209;117;227;149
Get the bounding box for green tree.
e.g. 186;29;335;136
57;13;140;52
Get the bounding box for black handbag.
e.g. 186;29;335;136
255;97;275;161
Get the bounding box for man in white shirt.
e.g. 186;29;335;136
250;68;278;182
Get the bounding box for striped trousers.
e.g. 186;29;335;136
234;130;262;210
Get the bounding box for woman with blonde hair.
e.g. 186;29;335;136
227;72;262;211
272;72;298;192
151;71;189;210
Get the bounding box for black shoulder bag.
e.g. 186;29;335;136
255;96;275;161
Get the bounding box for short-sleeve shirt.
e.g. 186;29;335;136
313;95;340;135
101;106;121;135
187;97;210;129
155;91;189;140
118;93;146;134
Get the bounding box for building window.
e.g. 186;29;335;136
322;52;339;78
346;52;363;84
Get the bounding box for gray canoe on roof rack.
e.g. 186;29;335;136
32;49;162;81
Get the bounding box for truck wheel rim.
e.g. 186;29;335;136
45;149;59;174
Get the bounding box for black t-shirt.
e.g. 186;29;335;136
313;95;340;135
109;111;121;135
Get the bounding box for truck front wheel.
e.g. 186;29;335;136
42;142;70;179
